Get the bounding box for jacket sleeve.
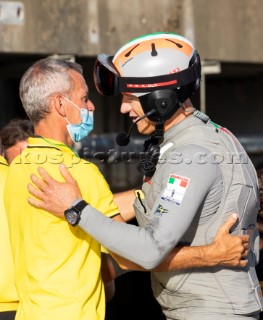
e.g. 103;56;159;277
79;144;221;269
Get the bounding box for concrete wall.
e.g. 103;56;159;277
1;0;263;62
192;0;263;62
0;0;182;56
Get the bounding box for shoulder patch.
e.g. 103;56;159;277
161;174;190;205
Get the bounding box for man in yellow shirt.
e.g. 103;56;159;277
4;58;119;320
1;117;115;303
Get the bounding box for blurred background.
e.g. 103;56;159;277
1;0;263;319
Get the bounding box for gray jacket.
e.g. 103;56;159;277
78;113;262;319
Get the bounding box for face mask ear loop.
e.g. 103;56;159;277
64;117;71;125
63;96;84;125
62;96;81;111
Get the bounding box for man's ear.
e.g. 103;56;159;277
53;94;66;117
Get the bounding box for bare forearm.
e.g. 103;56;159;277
112;245;219;272
154;235;248;271
153;245;216;272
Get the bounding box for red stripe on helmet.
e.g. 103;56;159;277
126;79;177;89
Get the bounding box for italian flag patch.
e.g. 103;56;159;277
161;174;190;205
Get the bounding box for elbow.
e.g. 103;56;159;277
137;252;166;270
139;260;161;270
134;241;170;270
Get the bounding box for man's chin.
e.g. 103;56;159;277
138;126;155;136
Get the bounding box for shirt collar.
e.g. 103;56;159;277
0;155;8;166
162;114;204;145
27;137;79;157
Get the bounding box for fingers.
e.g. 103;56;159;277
239;234;249;244
60;163;82;198
27;197;46;210
242;249;249;258
37;167;55;186
30;174;48;193
27;196;64;217
221;213;238;233
59;163;76;183
234;235;250;258
238;259;248;267
27;183;45;200
214;214;238;241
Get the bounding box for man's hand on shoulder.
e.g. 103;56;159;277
27;163;82;217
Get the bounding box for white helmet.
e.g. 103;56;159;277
94;32;201;121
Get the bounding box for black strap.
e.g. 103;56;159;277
74;200;88;213
118;60;201;93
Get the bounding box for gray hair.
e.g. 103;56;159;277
19;58;83;125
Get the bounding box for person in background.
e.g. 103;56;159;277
0;119;34;320
0;139;18;320
26;33;260;319
0;118;34;164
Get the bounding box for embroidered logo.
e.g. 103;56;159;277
154;204;169;216
161;174;190;205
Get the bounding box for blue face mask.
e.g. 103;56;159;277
64;97;94;143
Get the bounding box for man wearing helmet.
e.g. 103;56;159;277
27;33;262;319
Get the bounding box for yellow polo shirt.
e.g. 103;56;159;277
0;155;18;312
4;137;119;320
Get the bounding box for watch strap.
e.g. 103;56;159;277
65;200;88;227
73;200;88;213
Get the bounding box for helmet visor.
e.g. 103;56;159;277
93;53;201;96
93;54;119;96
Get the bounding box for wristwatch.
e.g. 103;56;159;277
64;200;88;226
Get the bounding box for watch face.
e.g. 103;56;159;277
65;209;79;225
64;201;87;226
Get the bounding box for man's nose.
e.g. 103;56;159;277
87;100;95;111
120;100;131;114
